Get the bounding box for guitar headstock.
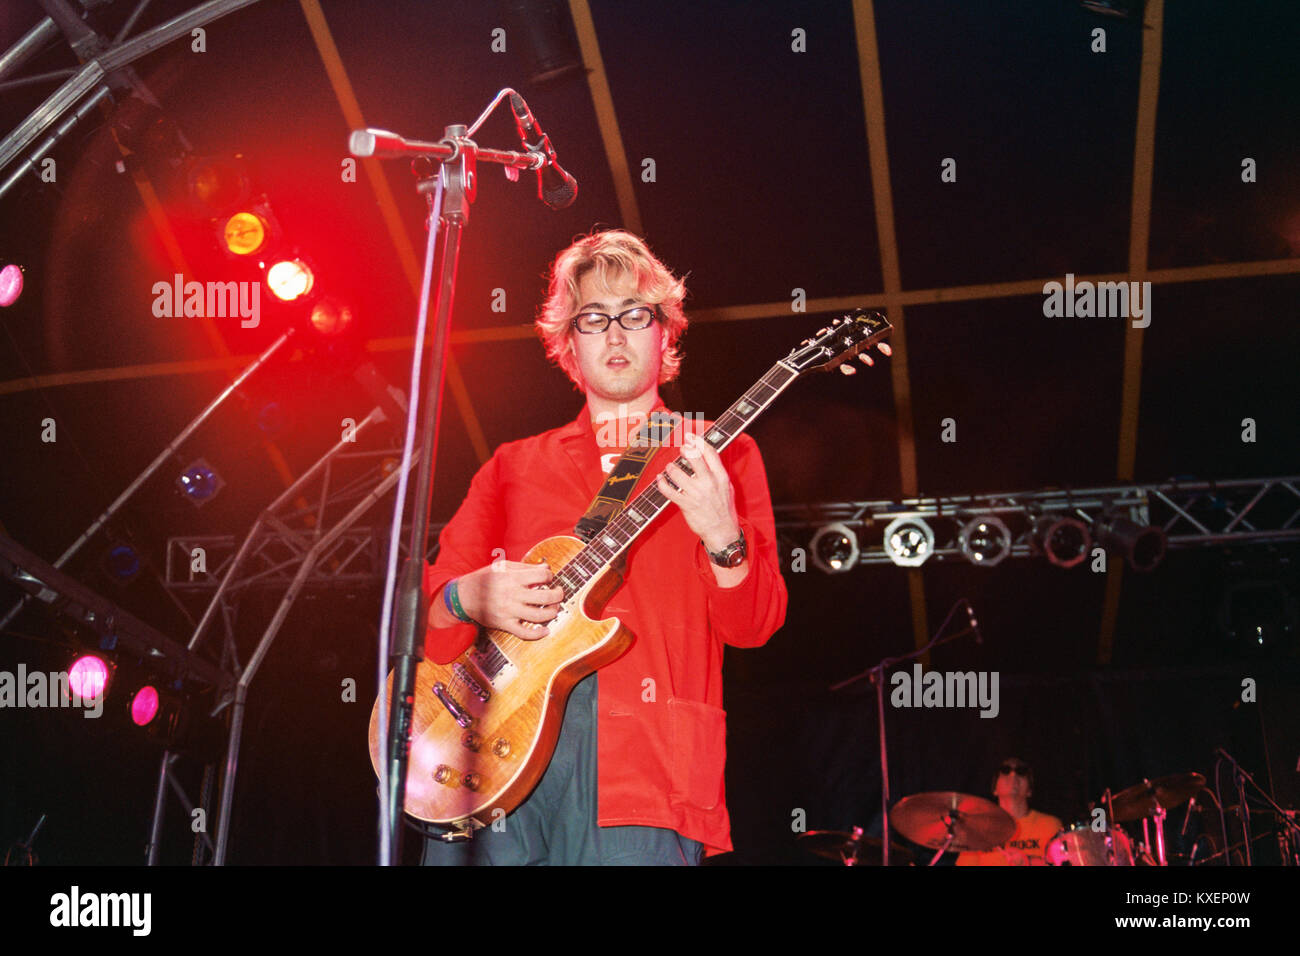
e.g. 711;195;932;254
783;309;893;376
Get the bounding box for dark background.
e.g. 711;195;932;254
0;0;1297;866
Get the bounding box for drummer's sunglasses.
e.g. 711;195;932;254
999;764;1031;775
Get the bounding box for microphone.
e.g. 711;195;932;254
508;93;578;210
965;600;984;644
349;129;444;158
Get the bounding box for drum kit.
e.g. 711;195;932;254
799;771;1207;866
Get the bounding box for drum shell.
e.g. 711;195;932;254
1045;824;1134;866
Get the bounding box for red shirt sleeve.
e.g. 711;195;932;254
690;433;787;647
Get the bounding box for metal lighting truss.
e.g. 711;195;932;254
0;0;264;199
165;523;426;592
163;476;1300;588
774;476;1300;566
148;406;415;864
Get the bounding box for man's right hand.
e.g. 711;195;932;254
454;560;563;640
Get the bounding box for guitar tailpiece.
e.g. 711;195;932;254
437;822;478;843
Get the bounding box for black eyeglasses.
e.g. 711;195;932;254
570;305;659;334
999;764;1031;776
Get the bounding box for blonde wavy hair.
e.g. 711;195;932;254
536;229;687;390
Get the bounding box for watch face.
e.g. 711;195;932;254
711;535;746;567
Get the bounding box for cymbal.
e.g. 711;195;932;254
1109;773;1207;822
890;791;1016;852
798;829;914;866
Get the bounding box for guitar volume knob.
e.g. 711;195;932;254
492;738;511;758
463;773;482;791
462;732;482;751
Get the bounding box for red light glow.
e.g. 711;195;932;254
309;298;354;336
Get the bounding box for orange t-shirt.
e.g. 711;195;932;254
956;809;1063;866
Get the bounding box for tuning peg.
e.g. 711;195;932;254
839;363;857;376
877;342;892;356
818;327;829;336
858;353;874;366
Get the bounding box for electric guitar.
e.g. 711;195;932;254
369;309;893;829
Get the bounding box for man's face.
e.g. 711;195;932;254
569;268;666;408
995;762;1032;800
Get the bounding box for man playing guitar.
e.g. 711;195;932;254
419;229;788;864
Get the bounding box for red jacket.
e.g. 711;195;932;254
423;405;787;853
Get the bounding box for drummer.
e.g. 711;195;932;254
956;758;1062;866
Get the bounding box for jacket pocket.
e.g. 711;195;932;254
668;697;726;811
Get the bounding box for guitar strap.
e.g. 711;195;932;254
574;410;682;542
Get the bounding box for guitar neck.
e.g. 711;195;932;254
553;360;800;600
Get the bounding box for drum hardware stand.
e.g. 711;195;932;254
926;814;964;867
1116;779;1170;867
1100;788;1119;865
1142;804;1168;866
840;826;865;867
832;598;982;867
1278;811;1299;866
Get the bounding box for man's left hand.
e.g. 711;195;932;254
656;431;742;553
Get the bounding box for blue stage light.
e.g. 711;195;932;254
105;543;141;582
177;458;224;506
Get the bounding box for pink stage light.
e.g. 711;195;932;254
68;655;110;701
130;686;160;726
0;264;22;307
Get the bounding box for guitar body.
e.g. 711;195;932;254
367;534;634;828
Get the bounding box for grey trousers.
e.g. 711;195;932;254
420;674;704;866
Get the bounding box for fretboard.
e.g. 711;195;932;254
553;360;799;599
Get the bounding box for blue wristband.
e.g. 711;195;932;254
442;578;473;623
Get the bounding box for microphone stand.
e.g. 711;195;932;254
832;599;981;867
356;92;548;866
1213;747;1300;866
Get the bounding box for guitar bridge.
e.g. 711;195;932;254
453;661;490;702
468;632;517;690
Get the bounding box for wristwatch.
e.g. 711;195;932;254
706;530;747;568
